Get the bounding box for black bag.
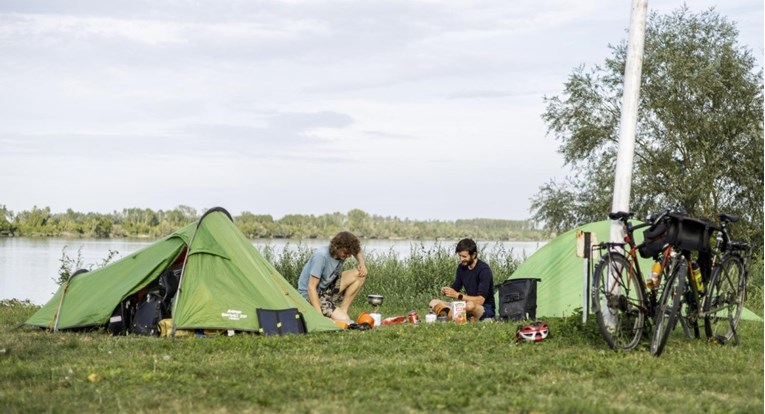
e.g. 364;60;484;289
639;214;715;258
498;278;541;322
639;221;670;258
158;268;181;316
668;214;715;252
130;289;164;336
107;298;135;335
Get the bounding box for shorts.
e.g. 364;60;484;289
318;285;344;317
481;304;495;320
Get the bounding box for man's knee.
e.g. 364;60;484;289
466;302;485;318
341;269;364;291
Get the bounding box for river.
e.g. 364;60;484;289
0;238;544;305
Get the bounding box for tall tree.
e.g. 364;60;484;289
533;6;763;246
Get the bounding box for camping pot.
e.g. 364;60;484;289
367;294;384;307
370;312;382;328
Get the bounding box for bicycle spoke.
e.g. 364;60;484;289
593;253;645;351
704;254;745;342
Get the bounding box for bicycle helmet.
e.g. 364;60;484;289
516;321;549;342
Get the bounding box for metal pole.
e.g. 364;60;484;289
606;0;648;329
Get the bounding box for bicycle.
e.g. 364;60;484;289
590;208;679;350
650;213;749;356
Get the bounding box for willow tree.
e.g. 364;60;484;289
533;6;763;246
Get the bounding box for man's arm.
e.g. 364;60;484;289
472;264;494;305
442;266;489;305
307;276;323;314
441;271;471;301
442;289;485;305
355;251;368;277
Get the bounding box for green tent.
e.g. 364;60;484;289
497;220;761;321
25;207;339;334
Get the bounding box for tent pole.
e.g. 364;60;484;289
607;0;647;329
51;268;88;332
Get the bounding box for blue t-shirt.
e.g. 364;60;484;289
297;246;345;300
451;259;495;317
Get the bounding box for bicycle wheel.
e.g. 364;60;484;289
703;254;746;343
650;261;687;356
592;252;646;350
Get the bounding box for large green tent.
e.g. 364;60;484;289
25;207;340;334
497;220;761;321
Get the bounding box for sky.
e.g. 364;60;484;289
1;1;762;221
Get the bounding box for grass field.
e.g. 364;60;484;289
1;245;762;413
1;299;762;414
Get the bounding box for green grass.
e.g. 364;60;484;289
2;245;763;413
1;299;762;414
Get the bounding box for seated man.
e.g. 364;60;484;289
429;238;495;321
297;231;368;323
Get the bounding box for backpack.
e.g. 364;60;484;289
107;297;135;335
497;278;541;322
130;287;164;336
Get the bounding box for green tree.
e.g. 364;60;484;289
533;6;763;246
0;205;15;235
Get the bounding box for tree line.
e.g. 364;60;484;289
0;205;545;241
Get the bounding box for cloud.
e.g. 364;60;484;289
0;0;761;221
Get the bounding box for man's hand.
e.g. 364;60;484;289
441;287;457;299
357;262;368;277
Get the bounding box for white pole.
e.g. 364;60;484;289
611;0;647;236
605;0;648;329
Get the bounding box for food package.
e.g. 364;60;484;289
452;301;467;323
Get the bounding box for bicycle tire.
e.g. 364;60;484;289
703;254;746;343
650;260;686;356
592;252;646;350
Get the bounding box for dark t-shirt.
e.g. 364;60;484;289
451;259;495;313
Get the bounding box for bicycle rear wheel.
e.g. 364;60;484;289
592;253;646;350
650;261;686;356
703;254;746;343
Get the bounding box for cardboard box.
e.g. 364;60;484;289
452;301;467;323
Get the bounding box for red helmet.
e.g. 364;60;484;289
516;321;549;342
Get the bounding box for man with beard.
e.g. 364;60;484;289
429;238;495;321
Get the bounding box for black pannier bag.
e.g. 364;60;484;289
158;267;181;317
498;278;542;322
107;298;135;335
639;220;671;258
639;213;715;258
130;288;164;336
669;214;715;252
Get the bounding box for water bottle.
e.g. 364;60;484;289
691;262;704;293
647;262;662;289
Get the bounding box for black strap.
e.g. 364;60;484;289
324;260;344;291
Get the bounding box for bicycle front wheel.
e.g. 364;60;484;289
592;252;646;350
650;261;686;356
703;254;746;343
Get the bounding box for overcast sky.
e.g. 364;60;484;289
1;1;762;221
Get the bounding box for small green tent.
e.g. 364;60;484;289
25;207;340;334
497;220;761;321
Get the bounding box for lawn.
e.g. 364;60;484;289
1;299;762;413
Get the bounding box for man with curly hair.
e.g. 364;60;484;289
298;231;368;323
